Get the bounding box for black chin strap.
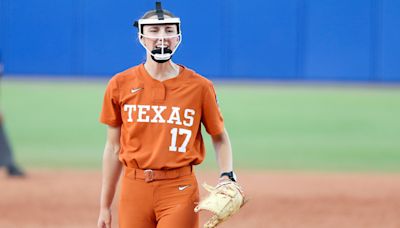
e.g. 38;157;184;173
155;2;164;20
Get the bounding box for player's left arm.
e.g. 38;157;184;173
211;128;234;180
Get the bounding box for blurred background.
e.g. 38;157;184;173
1;0;399;81
1;0;399;171
1;0;400;227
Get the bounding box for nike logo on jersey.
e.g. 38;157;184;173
131;87;143;94
178;185;191;191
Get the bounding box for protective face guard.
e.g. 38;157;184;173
134;2;182;62
137;18;182;61
139;33;182;61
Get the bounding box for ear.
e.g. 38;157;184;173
138;35;145;47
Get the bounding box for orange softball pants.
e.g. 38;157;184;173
119;166;199;228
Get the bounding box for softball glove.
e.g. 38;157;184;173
194;180;246;228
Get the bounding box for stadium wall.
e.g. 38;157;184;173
0;0;399;81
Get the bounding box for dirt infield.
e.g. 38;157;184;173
1;169;400;228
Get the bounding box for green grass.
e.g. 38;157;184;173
2;79;400;172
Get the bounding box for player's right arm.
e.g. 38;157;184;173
98;126;122;228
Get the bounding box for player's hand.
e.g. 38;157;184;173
195;180;246;228
97;208;112;228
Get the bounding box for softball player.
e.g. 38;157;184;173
97;2;237;228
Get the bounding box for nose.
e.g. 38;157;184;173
156;39;169;47
156;35;169;46
155;32;167;42
157;29;168;38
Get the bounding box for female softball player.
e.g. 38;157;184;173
97;2;238;228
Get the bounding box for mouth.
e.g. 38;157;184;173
152;47;173;55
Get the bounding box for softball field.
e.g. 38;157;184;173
1;80;400;227
1;170;400;227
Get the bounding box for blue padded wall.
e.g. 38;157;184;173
1;0;399;81
303;0;373;81
379;0;400;81
2;0;78;75
229;0;298;79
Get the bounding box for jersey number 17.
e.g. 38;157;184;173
169;128;191;153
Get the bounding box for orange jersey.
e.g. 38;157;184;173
100;64;224;169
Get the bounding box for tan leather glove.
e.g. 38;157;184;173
194;180;246;228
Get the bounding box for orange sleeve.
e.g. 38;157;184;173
201;81;225;135
99;77;122;127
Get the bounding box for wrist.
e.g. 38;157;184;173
100;203;112;211
100;206;110;211
219;171;237;182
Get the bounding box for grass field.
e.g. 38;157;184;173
2;79;400;172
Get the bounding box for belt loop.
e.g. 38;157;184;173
124;166;136;180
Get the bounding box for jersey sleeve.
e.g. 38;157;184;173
99;77;122;127
201;81;225;135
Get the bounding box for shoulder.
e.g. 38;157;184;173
105;65;144;92
180;65;215;88
110;65;142;84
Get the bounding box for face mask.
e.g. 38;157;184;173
139;33;181;63
151;47;173;63
134;2;182;63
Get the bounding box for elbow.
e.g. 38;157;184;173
212;129;228;143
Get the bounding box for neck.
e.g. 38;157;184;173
144;58;179;81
